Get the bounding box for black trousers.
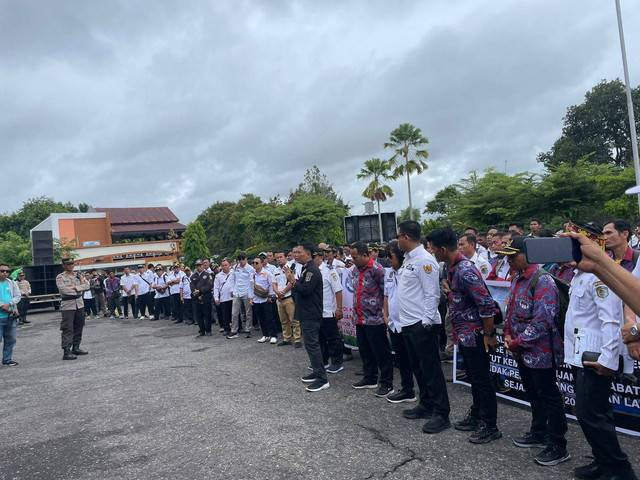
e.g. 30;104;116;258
517;362;566;448
136;292;152;317
459;337;498;429
253;302;277;337
60;308;85;349
183;299;193;323
170;293;182;321
319;317;344;367
389;328;414;395
84;298;97;317
154;296;170;320
17;297;30;323
402;322;450;418
219;300;232;332
122;295;137;318
356;324;393;388
575;367;632;474
194;295;212;334
301;316;326;381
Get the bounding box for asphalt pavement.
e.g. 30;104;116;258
0;310;637;480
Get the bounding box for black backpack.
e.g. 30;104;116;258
528;269;569;333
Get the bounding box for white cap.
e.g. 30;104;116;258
626;185;640;195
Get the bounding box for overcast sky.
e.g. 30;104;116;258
2;0;640;222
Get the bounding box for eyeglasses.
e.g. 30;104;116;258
0;270;9;273
252;261;260;265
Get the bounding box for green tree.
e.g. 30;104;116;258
181;221;210;267
357;158;394;241
0;232;32;267
384;123;429;220
0;196;78;239
289;165;349;211
538;79;640;169
398;207;421;223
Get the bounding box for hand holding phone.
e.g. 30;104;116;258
524;237;582;265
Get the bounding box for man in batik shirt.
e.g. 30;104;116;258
427;228;500;444
501;236;569;467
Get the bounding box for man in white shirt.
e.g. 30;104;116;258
249;257;277;344
180;267;193;325
464;227;489;262
565;266;636;480
398;221;451;435
215;259;235;336
166;264;186;324
119;267;138;319
134;265;152;319
230;252;255;337
151;266;170;320
458;233;492;280
272;251;301;347
325;246;345;271
314;250;344;373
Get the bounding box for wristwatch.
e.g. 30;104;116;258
631;323;639;338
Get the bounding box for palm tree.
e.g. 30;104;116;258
384;123;429;220
357;158;394;241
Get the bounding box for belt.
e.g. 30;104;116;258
401;321;432;332
61;294;82;301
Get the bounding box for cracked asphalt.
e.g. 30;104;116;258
1;310;637;480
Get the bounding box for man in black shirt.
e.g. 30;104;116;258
287;243;326;392
191;260;214;337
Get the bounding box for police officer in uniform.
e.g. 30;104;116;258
56;258;90;360
565;225;637;480
191;259;214;337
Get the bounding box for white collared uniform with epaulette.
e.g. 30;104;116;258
564;270;633;373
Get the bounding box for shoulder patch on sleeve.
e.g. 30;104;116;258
423;264;433;274
595;284;609;299
305;272;313;282
480;265;488;275
331;272;338;281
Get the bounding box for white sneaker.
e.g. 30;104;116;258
257;336;268;343
270;337;277;344
119;315;124;319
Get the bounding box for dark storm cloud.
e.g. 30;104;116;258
1;0;639;221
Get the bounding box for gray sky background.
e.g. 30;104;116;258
2;0;640;222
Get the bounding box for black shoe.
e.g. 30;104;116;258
326;364;344;374
294;342;302;349
196;333;206;337
454;409;479;432
2;360;18;366
574;461;602;479
226;333;239;339
512;432;545;448
277;340;291;346
374;385;394;398
306;379;330;392
71;346;88;355
21;319;31;324
62;348;77;360
403;405;432;420
174;320;183;324
386;391;417;404
301;373;317;383
534;445;571;466
245;333;252;338
352;379;378;389
422;415;451;434
469;424;502;444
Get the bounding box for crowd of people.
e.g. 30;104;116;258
1;216;640;480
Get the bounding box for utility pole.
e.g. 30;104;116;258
615;0;640;212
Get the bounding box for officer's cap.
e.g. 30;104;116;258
496;236;525;256
137;265;144;269
61;257;75;265
258;252;267;258
194;259;203;265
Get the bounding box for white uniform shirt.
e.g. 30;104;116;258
180;275;192;300
384;267;402;333
632;261;640;323
287;261;303;280
249;269;274;304
273;266;292;299
326;259;345;271
320;262;342;318
397;244;441;327
476;244;489;262
135;272;151;295
469;252;491;280
83;288;94;300
167;270;186;295
213;271;235;303
264;263;278;276
232;263;255;297
493;257;511;280
152;273;170;299
120;273;137;297
564;271;631;373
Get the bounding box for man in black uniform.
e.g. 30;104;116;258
287;243;327;392
191;259;213;337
